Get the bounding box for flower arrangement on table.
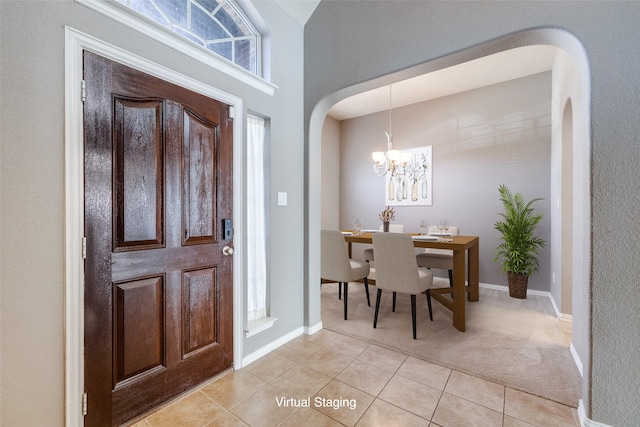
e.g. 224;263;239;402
378;206;396;231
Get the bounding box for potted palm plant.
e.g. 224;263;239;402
494;185;546;299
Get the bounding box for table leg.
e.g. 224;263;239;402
452;249;466;332
468;241;479;302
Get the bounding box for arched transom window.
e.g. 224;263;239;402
115;0;260;75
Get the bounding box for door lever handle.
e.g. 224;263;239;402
222;246;234;256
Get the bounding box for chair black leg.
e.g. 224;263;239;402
338;282;342;300
426;289;433;321
373;289;382;328
343;282;348;320
448;270;453;287
392;292;397;312
411;294;417;339
364;277;371;307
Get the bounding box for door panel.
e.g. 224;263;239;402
113;97;164;250
113;276;165;386
84;51;233;426
182;267;218;357
183;109;217;245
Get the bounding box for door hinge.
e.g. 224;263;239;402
82;236;87;259
82;392;88;416
81;80;86;103
228;105;236;119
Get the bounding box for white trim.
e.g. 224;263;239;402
241;322;322;366
479;282;584;378
578;400;612;427
570;343;584;377
578;399;587;426
479;282;567;315
244;316;278;338
74;0;277;96
478;282;508;292
558;312;573;322
546;289;573;322
64;27;245;427
479;282;552;297
305;321;324;335
480;282;573;320
241;326;305;367
64;28;86;427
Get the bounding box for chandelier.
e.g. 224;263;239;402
372;85;413;177
372;85;429;203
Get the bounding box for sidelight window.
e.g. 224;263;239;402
246;115;269;325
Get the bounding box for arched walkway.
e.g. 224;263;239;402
306;27;591;414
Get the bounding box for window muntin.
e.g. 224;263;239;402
114;0;259;75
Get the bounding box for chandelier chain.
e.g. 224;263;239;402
389;84;392;142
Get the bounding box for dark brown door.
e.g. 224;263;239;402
83;51;234;426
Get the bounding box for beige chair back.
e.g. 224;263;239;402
321;230;355;282
364;224;406;262
373;233;430;294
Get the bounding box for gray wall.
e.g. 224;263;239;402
334;72;552;291
0;1;304;425
305;2;640;425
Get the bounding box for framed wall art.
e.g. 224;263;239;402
384;145;432;206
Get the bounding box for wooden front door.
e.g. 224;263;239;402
83;51;234;426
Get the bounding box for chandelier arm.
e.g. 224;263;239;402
373;167;388;177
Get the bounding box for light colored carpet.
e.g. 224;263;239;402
321;279;582;407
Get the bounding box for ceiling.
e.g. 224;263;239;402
272;1;557;122
328;45;558;121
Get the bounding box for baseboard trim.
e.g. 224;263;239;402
477;282;506;291
479;283;584;380
478;282;548;297
570;343;584;378
241;326;304;367
578;400;612;427
478;282;571;320
305;321;323;335
239;321;323;369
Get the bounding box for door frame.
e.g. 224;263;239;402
64;27;245;427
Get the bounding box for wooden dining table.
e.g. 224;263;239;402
343;232;479;332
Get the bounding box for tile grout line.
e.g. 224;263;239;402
429;368;453;423
135;327;580;427
502;384;507;427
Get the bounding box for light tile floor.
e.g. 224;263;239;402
128;329;580;427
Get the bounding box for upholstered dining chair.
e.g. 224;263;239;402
363;223;406;263
372;232;435;339
416;225;460;287
321;230;371;320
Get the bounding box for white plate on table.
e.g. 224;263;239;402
361;229;379;233
412;235;440;241
341;231;353;235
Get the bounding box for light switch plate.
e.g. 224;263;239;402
277;192;288;206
